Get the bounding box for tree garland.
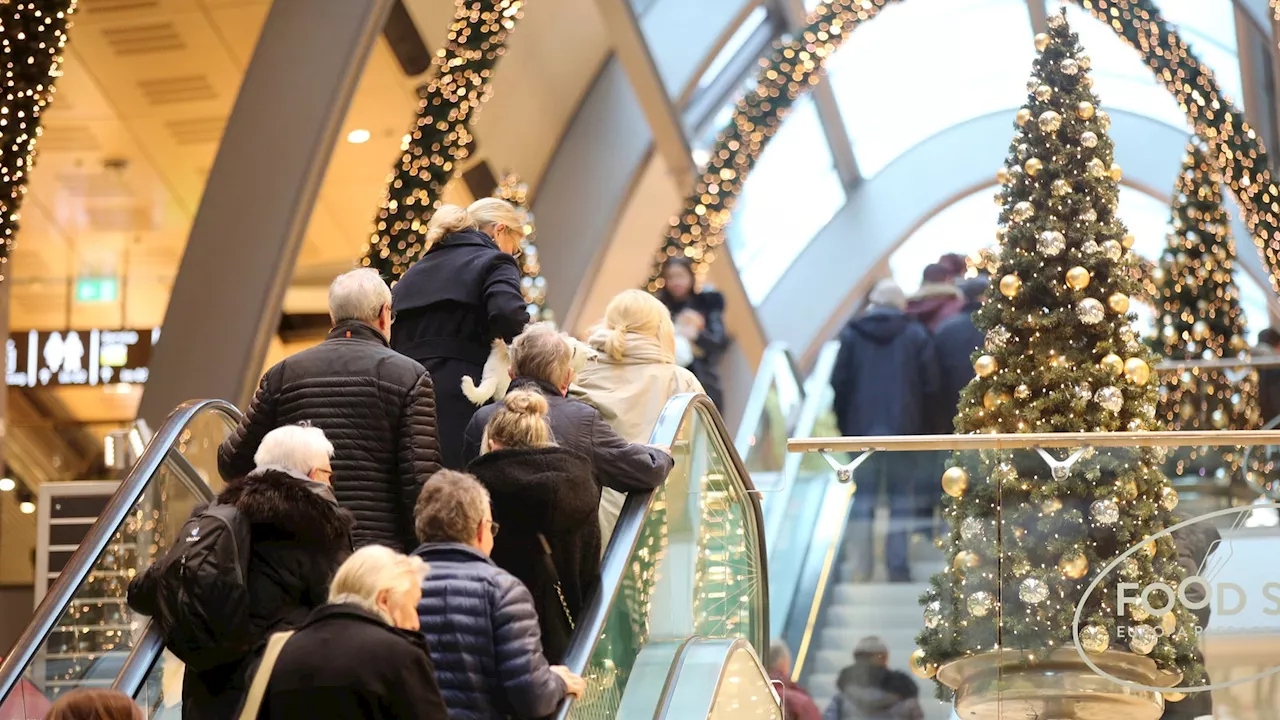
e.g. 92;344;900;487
362;0;526;282
0;0;76;282
646;0;1280;298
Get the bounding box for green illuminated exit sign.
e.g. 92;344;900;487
75;278;118;303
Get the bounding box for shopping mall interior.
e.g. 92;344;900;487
4;0;1280;717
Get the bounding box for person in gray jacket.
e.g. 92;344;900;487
463;324;673;504
412;470;584;719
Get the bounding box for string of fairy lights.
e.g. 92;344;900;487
0;0;76;283
646;0;1280;297
362;0;525;282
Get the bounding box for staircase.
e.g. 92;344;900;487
802;507;955;720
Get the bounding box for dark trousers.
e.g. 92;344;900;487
845;453;934;582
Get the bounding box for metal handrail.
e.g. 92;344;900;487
0;399;242;701
1154;356;1280;371
554;393;768;719
733;342;803;461
788;430;1280;454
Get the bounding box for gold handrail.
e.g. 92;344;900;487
1154;356;1280;370
787;430;1280;454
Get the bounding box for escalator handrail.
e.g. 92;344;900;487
554;393;768;719
733;342;803;460
0;399;242;700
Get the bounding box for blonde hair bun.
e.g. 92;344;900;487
502;389;549;417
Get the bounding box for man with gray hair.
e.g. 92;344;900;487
219;268;442;552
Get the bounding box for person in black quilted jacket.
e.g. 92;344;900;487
218;268;441;552
412;470;584;719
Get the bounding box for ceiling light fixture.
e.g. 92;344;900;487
19;500;35;515
0;478;14;492
347;129;371;144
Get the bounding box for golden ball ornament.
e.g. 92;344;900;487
1065;266;1091;290
1108;293;1130;313
942;466;970;497
999;274;1022;298
1164;691;1186;703
1161;486;1180;511
982;389;1009;410
1110;163;1123;182
974;355;999;378
1097;109;1111;130
910;648;938;680
1034;32;1050;52
1161;612;1177;636
1144;540;1157;558
1124;357;1151;385
953;550;981;571
1035;84;1052;101
996;167;1012;185
1015;384;1031;399
1059;552;1089;580
1122;233;1135;249
1076;100;1096;120
1016;108;1032;127
1024;157;1043;176
1100;353;1124;376
1080;625;1110;654
1121;479;1140;501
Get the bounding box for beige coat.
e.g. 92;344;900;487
571;330;704;542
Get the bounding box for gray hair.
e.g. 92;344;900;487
254;424;333;476
768;639;791;671
329;268;391;325
414;470;490;544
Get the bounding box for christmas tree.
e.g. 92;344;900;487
1152;142;1260;433
914;11;1200;696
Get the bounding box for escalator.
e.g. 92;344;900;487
0;393;776;717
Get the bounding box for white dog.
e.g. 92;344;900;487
461;333;594;406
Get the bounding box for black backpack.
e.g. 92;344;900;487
143;502;253;671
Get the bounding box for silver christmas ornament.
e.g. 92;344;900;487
1081;208;1098;223
968;591;994;617
1102;239;1123;261
1038;230;1066;255
1090;498;1120;525
1095;386;1123;413
1051;178;1072;197
1081;240;1100;255
1081;130;1098;148
961;517;986;542
1011;201;1035;222
1080;624;1110;654
1019;577;1049;604
1120;557;1141;579
923;600;942;629
1038;110;1062;133
988;326;1011;350
1075;382;1093;400
1128;624;1158;655
1077;298;1105;324
1060;58;1079;76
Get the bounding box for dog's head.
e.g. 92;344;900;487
566;335;595;374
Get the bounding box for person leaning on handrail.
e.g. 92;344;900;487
218;268;442;553
389;198;532;470
411;470;584;718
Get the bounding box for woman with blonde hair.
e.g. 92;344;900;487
467;390;597;662
572;289;703;539
390;198;531;469
239;545;448;719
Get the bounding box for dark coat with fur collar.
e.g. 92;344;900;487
467;447;597;663
217;467;354;639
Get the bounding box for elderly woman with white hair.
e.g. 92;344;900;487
129;424;355;720
240;545;448;719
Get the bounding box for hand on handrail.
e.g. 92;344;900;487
551;666;585;698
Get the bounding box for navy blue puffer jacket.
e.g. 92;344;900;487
413;542;567;719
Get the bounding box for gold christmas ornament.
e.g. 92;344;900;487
1122;233;1135;248
1034;32;1051;52
1015;384;1031;399
1143;540;1157;557
942;467;970;497
909;648;938;679
1080;624;1110;654
1065;266;1091;290
974;355;999;378
982;389;1009;410
999;274;1022;298
996;167;1012;185
1016;108;1032;127
1164;691;1187;703
1059;552;1089;580
1076;100;1096;120
1100;354;1124;376
1124;357;1151;385
1087;158;1106;177
1121;480;1140;501
1035;84;1052;101
953;550;981;571
1161;612;1177;636
1024;157;1043;176
1110;163;1123;181
1161;486;1180;511
1108;293;1130;313
1041;497;1063;514
1037;111;1062;133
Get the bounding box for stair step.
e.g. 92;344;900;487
825;601;924;627
831;581;931;606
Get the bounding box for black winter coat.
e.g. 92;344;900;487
218;321;441;552
413;543;568;720
390;229;531;469
128;468;354;720
467;446;598;663
657;289;729;408
250;603;448;720
831;308;939;437
463;377;672;492
932;301;983;433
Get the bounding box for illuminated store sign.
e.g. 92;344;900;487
5;328;160;387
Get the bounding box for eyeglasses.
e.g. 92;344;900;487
486;519;500;538
385;305;397;323
313;468;332;480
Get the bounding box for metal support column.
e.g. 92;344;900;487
137;0;393;428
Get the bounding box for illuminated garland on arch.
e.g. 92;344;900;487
362;0;525;282
1;0;76;282
646;0;1280;295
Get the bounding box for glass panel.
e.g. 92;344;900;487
567;405;765;719
830;0;1033;178
726;97;846;305
738;346;803;482
133;648;184;719
692;6;768;96
1157;0;1243;108
15;461;203;711
173;410;237;494
708;645;781;719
